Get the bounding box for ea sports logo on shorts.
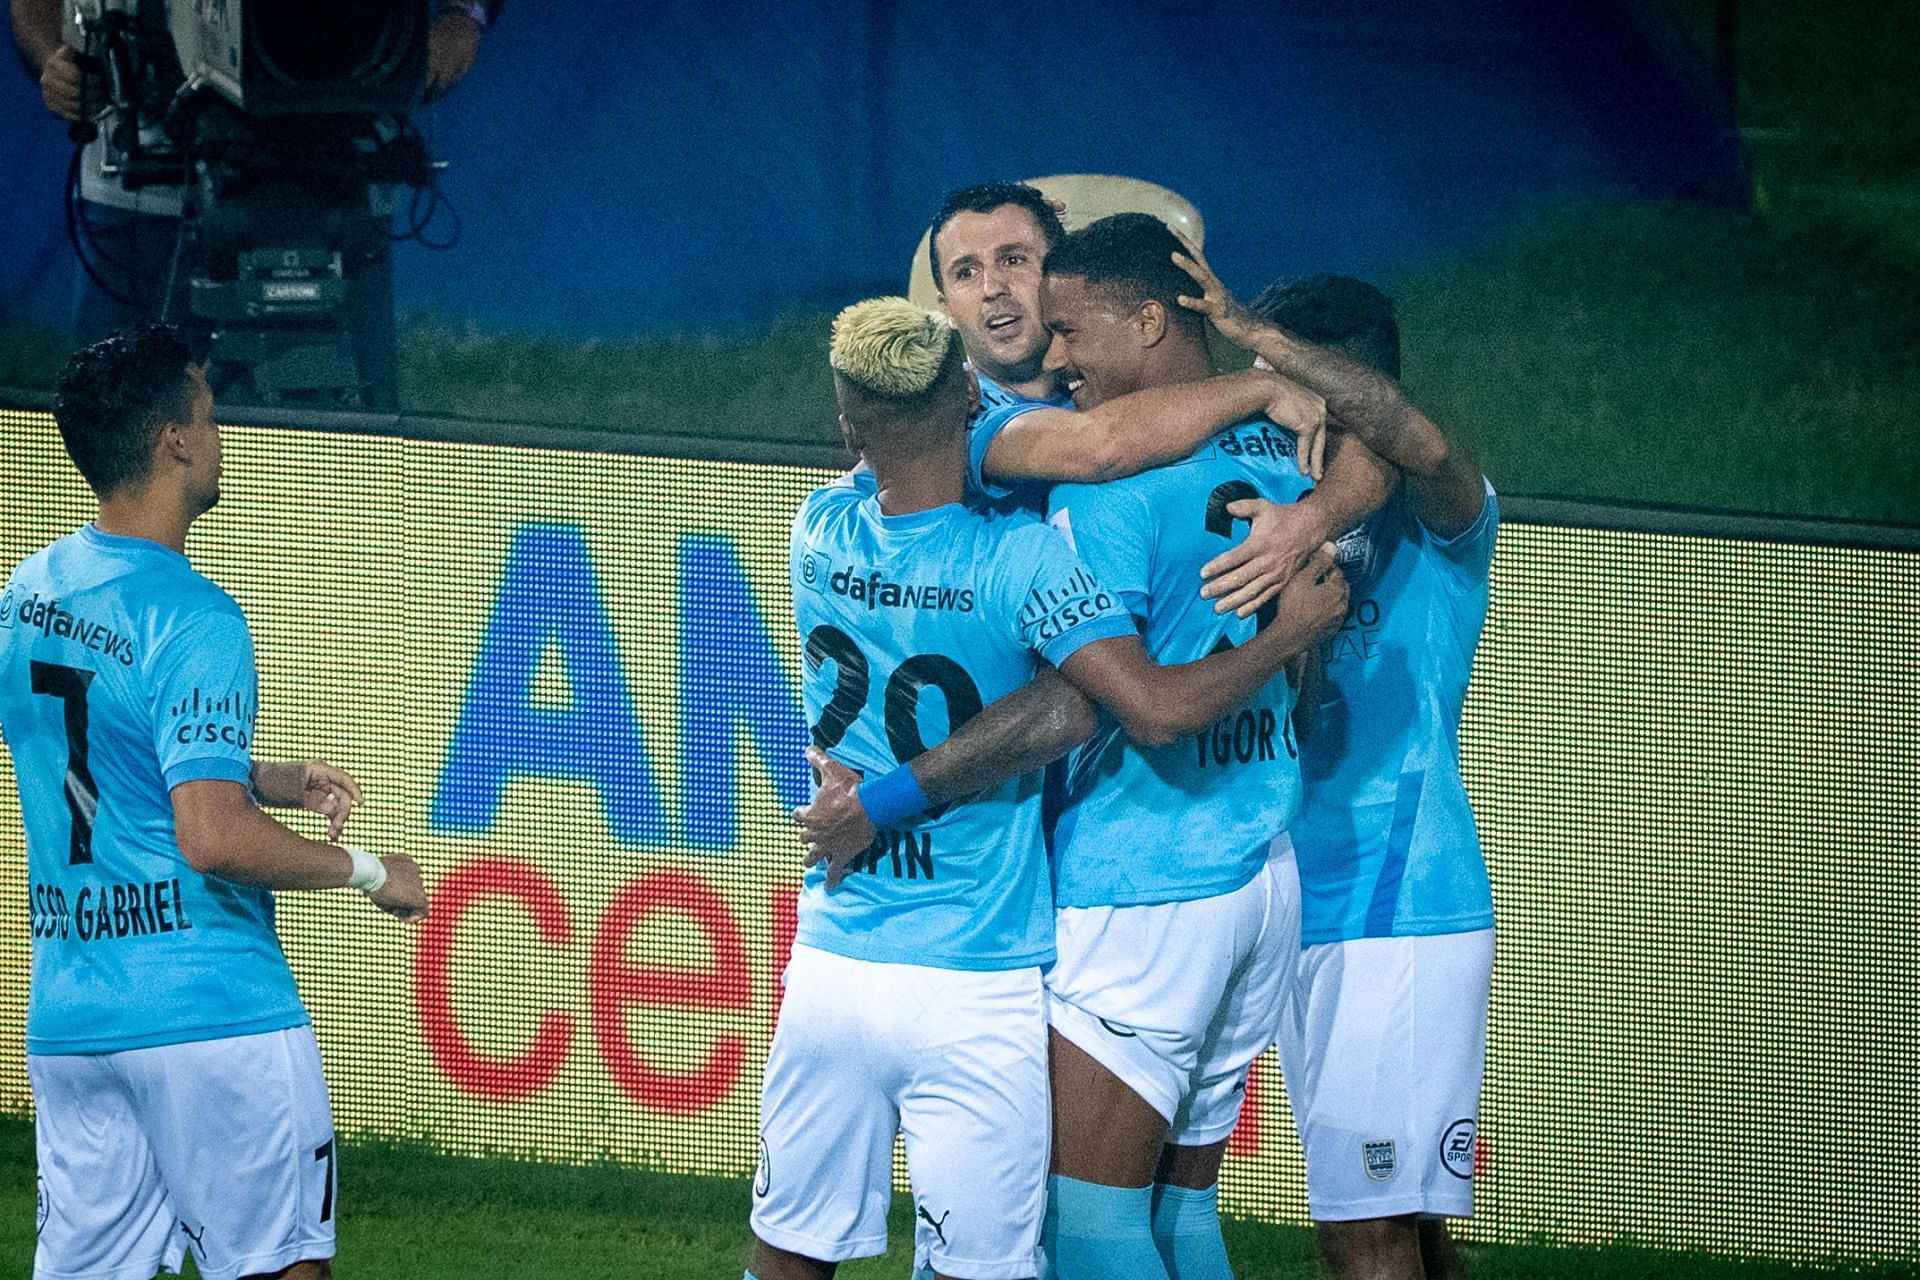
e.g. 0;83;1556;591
1363;1139;1397;1182
1440;1118;1477;1180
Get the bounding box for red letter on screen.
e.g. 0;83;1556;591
589;870;750;1115
416;857;575;1101
1227;1056;1265;1158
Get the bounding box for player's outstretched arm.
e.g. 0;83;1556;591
982;367;1328;486
1199;431;1398;618
796;668;1097;882
1173;244;1484;537
1059;547;1348;747
172;781;428;920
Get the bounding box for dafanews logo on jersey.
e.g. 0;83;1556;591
807;560;977;613
4;593;137;664
1214;422;1299;461
165;687;256;750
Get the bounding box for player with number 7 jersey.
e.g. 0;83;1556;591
750;299;1345;1280
0;328;426;1280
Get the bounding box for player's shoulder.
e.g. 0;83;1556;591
978;504;1058;549
795;473;869;529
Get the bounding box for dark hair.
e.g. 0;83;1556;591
1248;274;1401;378
52;325;198;497
927;182;1066;289
1042;212;1206;339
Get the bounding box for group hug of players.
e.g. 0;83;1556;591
0;181;1492;1280
760;185;1497;1280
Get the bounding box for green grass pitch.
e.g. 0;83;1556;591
0;1117;1901;1277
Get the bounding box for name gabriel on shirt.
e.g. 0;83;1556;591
31;878;193;943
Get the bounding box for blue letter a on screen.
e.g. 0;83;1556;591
679;535;809;847
432;523;667;843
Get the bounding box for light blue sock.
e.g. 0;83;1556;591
1042;1174;1172;1280
1150;1183;1233;1279
910;1267;936;1280
744;1272;761;1280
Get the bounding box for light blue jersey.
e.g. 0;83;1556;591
1046;418;1316;908
1291;483;1499;944
790;479;1133;969
0;526;307;1055
973;369;1072;415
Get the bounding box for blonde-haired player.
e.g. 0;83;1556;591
749;300;1346;1280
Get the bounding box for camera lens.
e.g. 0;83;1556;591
252;0;415;86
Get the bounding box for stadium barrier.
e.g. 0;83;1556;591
0;398;1914;1265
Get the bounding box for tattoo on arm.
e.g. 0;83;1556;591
910;667;1096;806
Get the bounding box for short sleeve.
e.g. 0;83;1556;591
1417;479;1498;588
1046;481;1155;620
999;524;1135;667
150;605;259;791
969;403;1051;499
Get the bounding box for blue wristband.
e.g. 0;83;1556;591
857;765;931;829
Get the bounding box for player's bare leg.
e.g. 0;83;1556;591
1315;1216;1426;1280
1045;1029;1173;1278
750;1239;837;1279
1052;1031;1171;1186
1416;1217;1464;1280
1154;1140;1227;1191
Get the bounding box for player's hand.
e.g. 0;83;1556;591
297;762;364;841
367;854;429;923
1201;498;1336;619
41;45;85;123
1171;237;1262;350
1261;375;1328;481
1273;544;1349;650
427;9;483;93
794;746;872;891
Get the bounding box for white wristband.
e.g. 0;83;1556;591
344;846;387;894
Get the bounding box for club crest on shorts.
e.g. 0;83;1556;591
1363;1139;1397;1182
1440;1118;1477;1180
755;1136;771;1197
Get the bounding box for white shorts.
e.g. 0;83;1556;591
1277;928;1494;1221
752;943;1049;1280
29;1023;337;1280
1047;837;1300;1145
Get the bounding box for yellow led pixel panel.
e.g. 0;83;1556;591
0;408;1913;1264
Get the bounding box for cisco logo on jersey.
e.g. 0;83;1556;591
167;687;256;748
815;562;976;613
4;593;137;664
1019;566;1116;644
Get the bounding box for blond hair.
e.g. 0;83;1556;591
829;297;956;399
